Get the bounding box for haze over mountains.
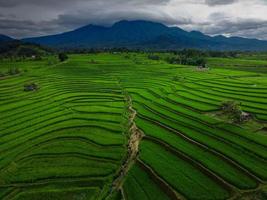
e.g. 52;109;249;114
3;20;267;51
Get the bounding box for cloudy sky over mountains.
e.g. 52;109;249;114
0;0;267;39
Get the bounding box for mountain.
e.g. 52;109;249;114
24;20;267;51
0;34;13;43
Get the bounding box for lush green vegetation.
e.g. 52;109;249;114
58;53;69;62
0;41;53;59
0;52;267;199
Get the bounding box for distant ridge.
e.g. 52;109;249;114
23;20;267;51
0;34;13;43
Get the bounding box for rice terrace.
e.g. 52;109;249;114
1;1;267;200
0;51;267;200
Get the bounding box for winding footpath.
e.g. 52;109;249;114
110;93;144;195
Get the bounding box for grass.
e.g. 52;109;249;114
136;117;258;189
139;140;230;200
123;164;170;200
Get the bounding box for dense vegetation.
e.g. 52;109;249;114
0;40;53;59
0;52;267;200
58;53;69;62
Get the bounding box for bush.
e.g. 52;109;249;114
172;75;184;82
89;59;97;64
195;57;206;67
166;56;180;64
58;53;68;62
24;83;39;91
221;101;240;113
166;55;206;67
34;55;42;60
221;101;251;123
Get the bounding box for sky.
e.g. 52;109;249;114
1;0;267;39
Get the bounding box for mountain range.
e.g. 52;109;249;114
3;20;267;51
0;34;13;43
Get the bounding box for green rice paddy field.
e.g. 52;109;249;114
1;53;267;200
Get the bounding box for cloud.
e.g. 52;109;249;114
203;17;267;38
205;0;238;6
0;0;170;8
0;19;61;38
0;0;267;39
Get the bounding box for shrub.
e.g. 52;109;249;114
172;75;183;82
34;55;42;60
89;59;97;64
166;56;180;64
58;53;68;62
221;101;240;112
221;101;252;123
195;57;207;67
166;55;206;67
24;83;39;91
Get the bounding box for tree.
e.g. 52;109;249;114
195;57;207;67
166;54;206;67
165;56;180;64
24;83;38;91
58;53;68;62
221;101;251;123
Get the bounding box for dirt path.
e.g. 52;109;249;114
110;93;144;193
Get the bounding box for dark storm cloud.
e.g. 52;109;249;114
0;0;170;8
205;0;238;6
205;18;267;38
0;0;172;38
0;18;61;38
55;8;192;28
0;0;267;39
186;11;267;40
